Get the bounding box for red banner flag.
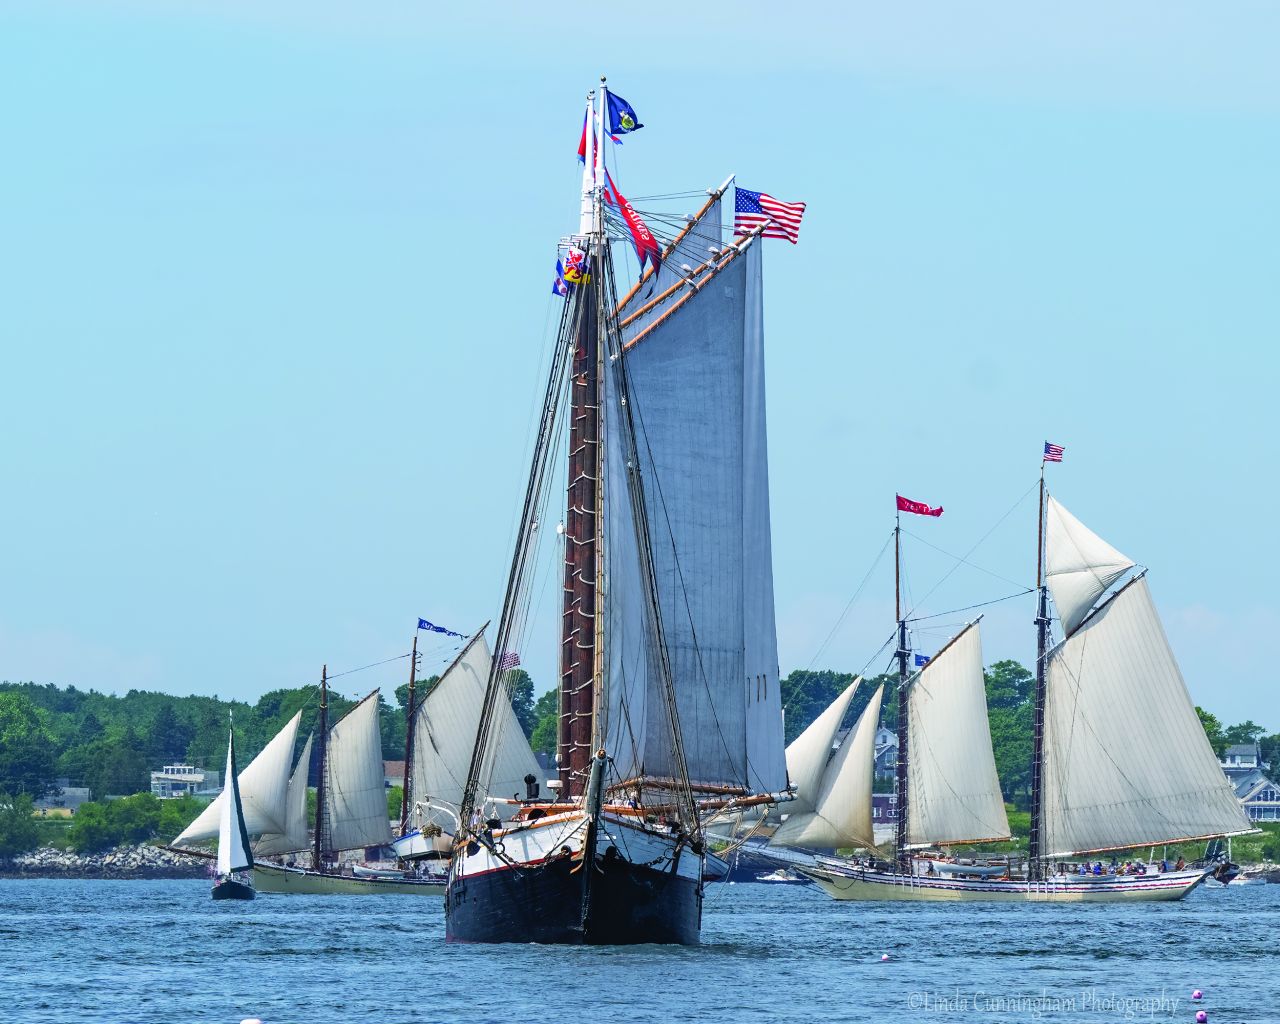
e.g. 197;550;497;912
897;494;943;517
604;171;661;274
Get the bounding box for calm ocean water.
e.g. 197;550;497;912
1;877;1275;1024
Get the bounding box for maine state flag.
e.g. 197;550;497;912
606;91;644;135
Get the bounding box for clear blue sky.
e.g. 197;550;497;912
2;2;1276;728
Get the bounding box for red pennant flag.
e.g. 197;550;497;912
897;494;943;517
604;171;661;274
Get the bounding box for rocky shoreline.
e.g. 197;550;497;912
0;843;207;880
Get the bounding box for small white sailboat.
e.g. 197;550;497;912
211;719;254;901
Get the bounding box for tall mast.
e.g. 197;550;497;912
1029;465;1049;880
312;664;329;870
557;82;605;798
399;634;418;834
893;513;911;872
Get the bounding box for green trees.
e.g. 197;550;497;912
0;692;57;797
1196;708;1228;757
506;670;537;737
984;661;1034;806
529;690;559;755
0;793;40;858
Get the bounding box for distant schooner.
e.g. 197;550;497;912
798;470;1255;901
444;80;793;944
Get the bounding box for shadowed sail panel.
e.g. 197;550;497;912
1041;576;1253;857
255;732;313;857
905;623;1010;847
1045;496;1135;636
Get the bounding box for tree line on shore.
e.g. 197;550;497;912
2;662;1275;858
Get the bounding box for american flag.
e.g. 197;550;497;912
498;651;521;671
1044;442;1065;463
734;187;807;243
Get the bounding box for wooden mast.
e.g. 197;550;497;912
399;634;418;834
558;86;603;799
893;511;911;872
1029;465;1049;880
312;664;329;870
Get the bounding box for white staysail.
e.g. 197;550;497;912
1041;576;1253;857
1045;496;1135;636
255;732;314;857
412;633;543;810
905;622;1010;847
217;728;253;874
175;711;301;845
781;680;860;817
324;691;393;852
772;685;882;850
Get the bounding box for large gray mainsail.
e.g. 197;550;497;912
602;229;787;795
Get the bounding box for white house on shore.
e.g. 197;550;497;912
150;764;221;799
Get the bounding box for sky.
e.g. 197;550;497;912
1;2;1277;728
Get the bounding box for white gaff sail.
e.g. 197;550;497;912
905;622;1010;847
411;634;543;811
325;692;393;852
1041;576;1254;857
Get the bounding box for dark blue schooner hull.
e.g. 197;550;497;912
445;829;702;946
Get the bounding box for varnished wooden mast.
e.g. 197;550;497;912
399;634;418;834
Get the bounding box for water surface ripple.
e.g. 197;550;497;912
1;878;1274;1023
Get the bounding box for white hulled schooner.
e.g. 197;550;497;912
444;81;793;944
799;474;1255;901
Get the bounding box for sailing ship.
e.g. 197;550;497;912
444;80;792;944
799;475;1256;901
211;718;255;900
391;629;545;863
173;670;441;895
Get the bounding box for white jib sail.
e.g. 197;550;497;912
175;711;301;845
217;730;253;874
1045;496;1135;636
772;685;882;850
781;679;860;817
412;633;543;811
325;691;393;852
906;621;1011;847
1041;576;1254;857
255;732;314;857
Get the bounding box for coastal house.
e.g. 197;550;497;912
1220;742;1262;777
873;726;898;781
150;764;221;799
34;780;91;816
383;760;406;788
1232;769;1280;822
